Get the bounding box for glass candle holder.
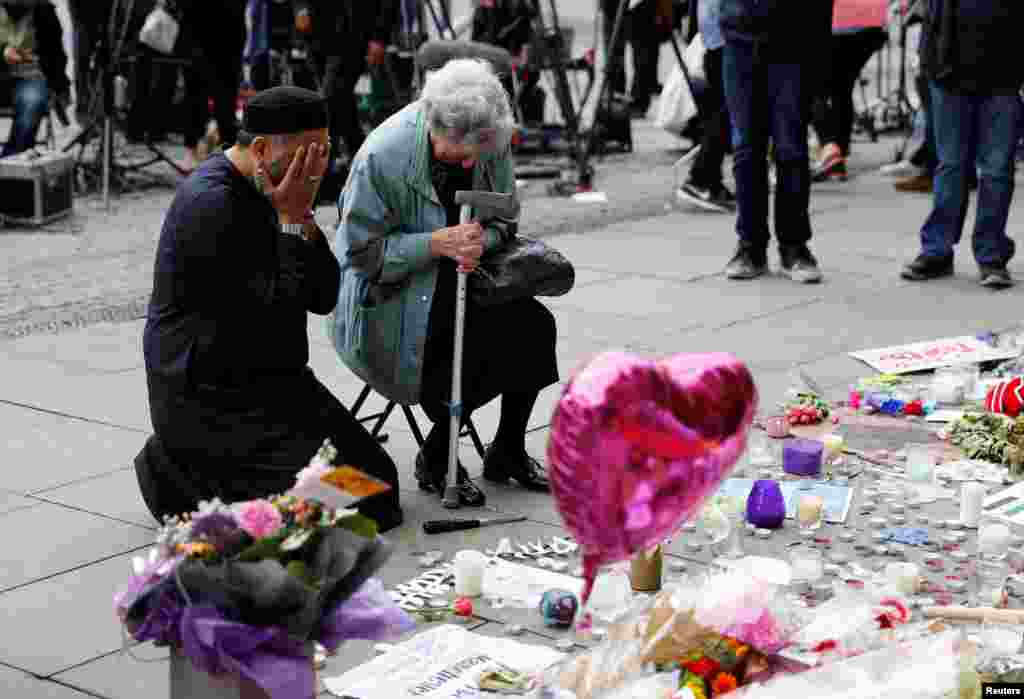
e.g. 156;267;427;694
797;494;825;531
905;443;936;484
746;480;786;529
765;416;790;438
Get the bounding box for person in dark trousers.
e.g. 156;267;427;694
719;0;833;282
176;0;248;171
66;0;112;123
677;0;735;213
601;0;673;117
901;0;1023;288
136;87;403;531
810;8;888;182
0;0;70;156
295;0;397;162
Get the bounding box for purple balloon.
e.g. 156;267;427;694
547;351;758;609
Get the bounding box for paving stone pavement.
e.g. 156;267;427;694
3;113;1024;696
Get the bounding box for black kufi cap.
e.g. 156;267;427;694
242;86;328;135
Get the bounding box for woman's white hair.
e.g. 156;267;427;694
421;59;514;151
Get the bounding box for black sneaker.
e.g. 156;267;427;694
677;181;733;213
725;247;768;280
483;444;550;492
979;264;1014;289
779;245;823;283
901;253;954;281
415;450;486;507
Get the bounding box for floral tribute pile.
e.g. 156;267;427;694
114;440;414;699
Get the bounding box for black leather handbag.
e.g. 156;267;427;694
469;230;575;307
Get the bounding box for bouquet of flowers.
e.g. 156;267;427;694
113;440;414;699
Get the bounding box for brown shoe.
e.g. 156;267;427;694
894;173;933;193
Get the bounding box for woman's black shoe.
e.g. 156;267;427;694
482;445;550;492
415;451;487;507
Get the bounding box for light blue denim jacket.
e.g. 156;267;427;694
329;102;514;405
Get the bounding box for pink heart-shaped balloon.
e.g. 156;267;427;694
546;351;758;609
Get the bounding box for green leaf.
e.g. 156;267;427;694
334;513;379;539
237;537;285;562
286;560;311;584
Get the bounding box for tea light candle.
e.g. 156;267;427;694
887;545;907;559
917;515;930;526
454;550;488;597
907;501;923;510
933;520;946;530
812;582;834;600
863;489;878;499
756;528;772;539
765;415;790;438
950;550;970;564
839;531;857;543
947;579;967;593
830;552;850;564
960;482;986;528
824;563;841;576
871;531;887;542
945;519;965;530
924;554;944;571
872;545;889;556
942;533;961;546
871;517;888;529
892;515;907;525
980;523;1012;556
890;503;906;514
950;531;968;543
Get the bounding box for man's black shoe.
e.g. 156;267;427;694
901;253;954;281
725;246;768;280
677;181;735;213
415;450;486;507
979;264;1014;289
482;444;550;492
779;244;823;284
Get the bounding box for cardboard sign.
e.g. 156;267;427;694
832;0;888;30
849;336;1018;375
286;465;391;511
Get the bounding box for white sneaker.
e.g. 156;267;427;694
880;160;921;177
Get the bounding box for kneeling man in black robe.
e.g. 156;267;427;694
135;86;402;531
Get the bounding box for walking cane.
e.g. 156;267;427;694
442;190;520;509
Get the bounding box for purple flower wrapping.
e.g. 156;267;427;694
317;578;416;651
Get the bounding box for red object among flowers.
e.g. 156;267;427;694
812;639;838;653
903;400;924;416
453;598;474;617
684;656;722;680
711;672;739;695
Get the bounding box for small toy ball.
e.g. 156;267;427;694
539;589;578;627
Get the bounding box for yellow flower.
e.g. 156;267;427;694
686;680;708;699
180;542;215;557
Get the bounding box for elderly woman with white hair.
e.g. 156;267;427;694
331;59;558;507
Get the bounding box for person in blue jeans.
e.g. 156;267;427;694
902;0;1023;288
0;0;69;157
718;0;833;283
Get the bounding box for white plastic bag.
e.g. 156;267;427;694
139;4;180;55
655;63;697;135
685;33;707;87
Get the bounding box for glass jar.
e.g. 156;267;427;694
746;480;786;529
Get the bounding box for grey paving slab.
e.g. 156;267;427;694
0;553;143;677
0;320;145;374
541;232;726;283
0;488;40;515
0;366;151;432
0;502;150;593
54;648;170;699
33;469;158;530
0;664;97;698
0;403;147;493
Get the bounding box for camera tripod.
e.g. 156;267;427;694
64;0;186;209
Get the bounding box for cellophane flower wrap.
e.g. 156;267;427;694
113;440;414;699
547;351;758;610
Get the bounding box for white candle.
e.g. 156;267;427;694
454;550;487;597
960;482;986;527
791;551;823;581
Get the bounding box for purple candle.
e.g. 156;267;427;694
783;439;823;477
747;480;786;529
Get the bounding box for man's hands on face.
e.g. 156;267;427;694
367;40;386;67
268;142;331;225
433;223;484;272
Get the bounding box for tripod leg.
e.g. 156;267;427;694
103;118;112;210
